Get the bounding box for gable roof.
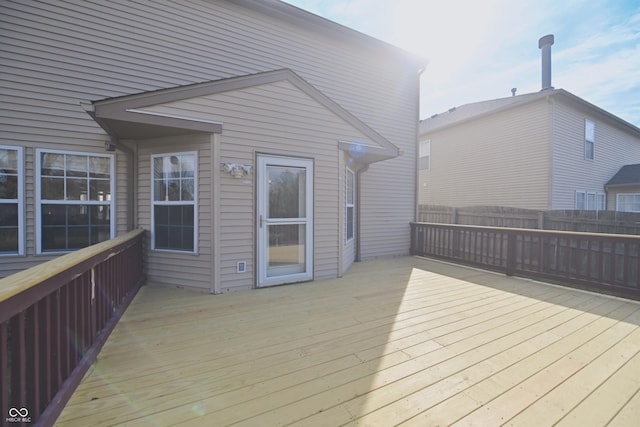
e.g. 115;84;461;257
83;68;400;164
420;89;640;137
606;164;640;188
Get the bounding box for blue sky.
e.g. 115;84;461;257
283;0;640;127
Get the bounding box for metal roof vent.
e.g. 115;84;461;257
538;34;555;90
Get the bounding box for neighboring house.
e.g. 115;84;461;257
605;164;640;212
1;0;424;291
419;89;640;211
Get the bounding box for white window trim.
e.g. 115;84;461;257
150;151;198;254
0;145;24;256
346;167;355;243
35;149;116;254
419;139;431;170
585;119;595;161
616;193;640;212
575;190;605;211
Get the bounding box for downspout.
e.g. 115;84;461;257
415;65;427;223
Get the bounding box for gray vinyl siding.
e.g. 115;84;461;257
419;100;552;209
115;150;130;235
146;80;373;292
136;135;212;291
1;0;419;278
551;100;640;209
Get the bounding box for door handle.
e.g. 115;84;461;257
259;214;264;228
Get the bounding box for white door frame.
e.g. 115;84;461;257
257;154;313;287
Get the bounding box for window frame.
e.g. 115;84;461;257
151;151;198;253
36;149;115;254
419;139;431;170
585;119;595;161
346;167;355;243
575;190;605;211
616;193;640;212
0;145;24;256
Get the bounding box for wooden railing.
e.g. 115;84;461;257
411;222;640;300
0;229;144;426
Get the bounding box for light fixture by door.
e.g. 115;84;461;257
222;163;252;178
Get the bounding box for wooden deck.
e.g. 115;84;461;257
57;257;640;426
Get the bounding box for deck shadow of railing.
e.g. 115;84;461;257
411;222;640;301
0;229;145;426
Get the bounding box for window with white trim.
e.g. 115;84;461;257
419;139;431;170
0;146;24;255
37;150;114;253
152;152;197;252
575;190;605;211
585;120;595;160
346;167;355;242
617;194;640;212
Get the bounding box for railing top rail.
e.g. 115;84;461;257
0;228;144;304
411;221;640;241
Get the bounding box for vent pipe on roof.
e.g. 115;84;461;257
538;34;554;90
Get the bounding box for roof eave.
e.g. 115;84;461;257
83;69;400;164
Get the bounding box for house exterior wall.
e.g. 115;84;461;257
419;100;552;209
136;80;379;292
1;0;420;279
136;134;213;291
550;98;640;209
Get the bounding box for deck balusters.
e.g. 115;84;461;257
0;229;144;425
411;222;640;299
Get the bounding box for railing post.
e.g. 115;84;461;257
410;223;416;255
506;231;517;276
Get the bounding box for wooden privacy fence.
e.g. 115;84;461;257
417;205;640;234
0;229;144;426
411;222;640;300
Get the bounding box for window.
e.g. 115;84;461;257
152;152;197;252
419;139;431;170
617;194;640;212
37;150;114;253
346;167;355;242
0;146;23;255
585;120;595;160
575;190;605;211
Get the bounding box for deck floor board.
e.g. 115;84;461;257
57;257;640;426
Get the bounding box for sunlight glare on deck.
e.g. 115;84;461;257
57;257;640;426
